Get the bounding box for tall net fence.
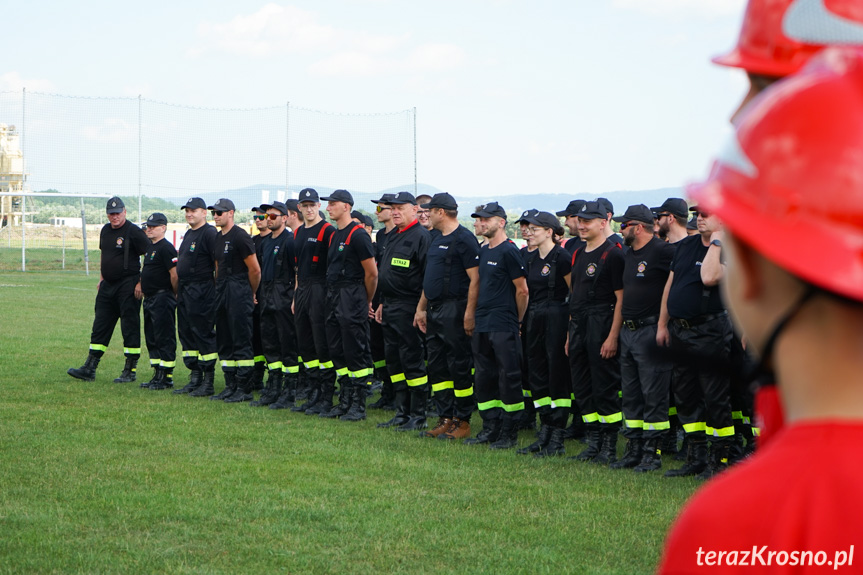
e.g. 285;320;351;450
0;90;416;272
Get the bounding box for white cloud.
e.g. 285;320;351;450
310;43;465;77
80;119;137;144
0;72;55;92
612;0;746;17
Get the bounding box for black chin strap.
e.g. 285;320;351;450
748;285;818;388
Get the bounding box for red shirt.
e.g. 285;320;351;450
658;422;863;574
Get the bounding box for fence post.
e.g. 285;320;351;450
62;225;66;270
81;198;90;276
413;107;418;195
21;87;26;272
138;95;142;224
286;101;290;195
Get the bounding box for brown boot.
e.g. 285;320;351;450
438;417;471;440
420;417;453;438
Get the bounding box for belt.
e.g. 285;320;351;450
622;315;658;331
671;311;727;330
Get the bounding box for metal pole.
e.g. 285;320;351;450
138;95;142;224
62;224;66;270
81;197;90;276
286;101;290;196
413;107;418;195
21;87;26;272
21;194;25;271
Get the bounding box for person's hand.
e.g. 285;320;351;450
134;282;143;300
368;302;376;319
463;313;475;337
600;335;618;359
414;309;427;334
656;325;670;347
374;304;383;324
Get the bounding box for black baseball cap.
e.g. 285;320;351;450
420;192;458;210
285;199;300;214
516;209;539;225
576;201;606;220
651;198;689;219
524;211;565;236
596;197;614;216
555;199;586;217
362;214;374;227
371;193;397;205
298;188;319;203
106;196;125;214
208;198;236;212
351;210;365;221
321;189;354;206
388;191;417;205
471;202;507;219
687;215;698;230
145;213;168;226
261;201;288;215
181;197;206;210
613;204;655;226
251;206;265;213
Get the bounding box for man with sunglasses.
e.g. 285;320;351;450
367;193;397;411
249;206;271;394
555;199;587;256
287;188;336;414
207;198;261;403
657;206;734;479
651;198;689;245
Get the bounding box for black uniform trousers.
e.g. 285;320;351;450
381;299;428;392
214;276;255;376
472;330;524;421
294;281;330;372
426;298;474;420
729;334;754;432
525;299;572;428
259;280;298;374
252;292;265;364
90;275;142;358
143;290;177;368
620;322;671;440
568;304;622;427
177;280;217;371
325;282;373;383
669;313;735;442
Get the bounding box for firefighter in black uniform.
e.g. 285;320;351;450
414;193;480;439
207;198;262;403
373;191;431;431
68;196;150;383
367;192;397;410
173;197;219;397
250;201;299;408
139;213;179;390
250;206;271;392
320;190;378;421
568;201;625;464
285;188;336;413
610;204;675;471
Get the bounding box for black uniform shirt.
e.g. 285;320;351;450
379;219;430;300
569;240;625;310
375;226;395;266
609;233;627;252
326;222;375;284
422;225;480;302
563;237;586;255
99;221;149;282
295;220;335;283
214;225;255;281
177;223;217;283
259;230;295;283
141;238;178;296
621;236;674;320
475;240;526;333
668;234;726;319
525;245;572;303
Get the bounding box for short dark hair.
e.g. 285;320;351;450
442;208;458;219
674;214;687;227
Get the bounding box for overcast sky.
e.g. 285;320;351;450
3;0;749;198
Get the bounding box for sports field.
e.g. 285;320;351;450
0;270;698;574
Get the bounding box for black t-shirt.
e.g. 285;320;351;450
177;223;217;283
563;237;586;255
375;226;395;266
259;229;295;283
668;234;726;319
295;220;334;283
141;238;178;296
379;220;430;300
609;232;628;253
476;240;526;333
214;225;256;281
621;236;674;320
99;221;149;282
423;225;480;301
525;245;572;303
326;222;376;284
569;240;625;310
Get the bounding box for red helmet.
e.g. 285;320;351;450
714;0;863;77
691;46;863;301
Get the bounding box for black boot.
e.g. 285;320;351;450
396;387;428;431
210;371;237;401
252;371;283;406
173;369;202;394
592;426;619;465
518;400;536;430
306;369;335;415
571;424;601;461
378;388;410;428
674;431;689;461
68;353;101;381
251;362;266;392
609;437;644;469
665;435;708;477
563;419;586;442
271;373;298;409
368;377;395;410
516;422;551;455
113;356;138;383
489;413;519;449
464;416;501;445
293;370;321;411
140;366;161;388
190;369;215;397
341;384;367;422
295;367;310;401
149;367;174;390
633;438;663;473
320;376;352;418
696;440;730;480
534;427;566;458
224;370;254;403
661;425;680;457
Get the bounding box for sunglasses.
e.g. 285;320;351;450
211;210;224;216
253;214;266;221
619;221;643;230
656;212;671;219
695;211;710;218
266;213;282;220
376;206;392;213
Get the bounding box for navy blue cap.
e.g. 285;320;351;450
260;201;288;215
596;197;614;216
523;211;564;236
612;204;655;226
208;198;236;212
576;201;606;220
251;206;266;213
555;199;586;217
321;189;354;206
298;188;319;203
388;191;417;205
651;198;689;219
106;196;125;214
516;208;539;225
420;192;457;210
145;212;167;226
471;202;507;219
181;197;206;210
371;193;397;205
285;199;300;213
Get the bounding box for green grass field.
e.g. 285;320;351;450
0;271;699;575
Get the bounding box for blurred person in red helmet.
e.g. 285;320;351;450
658;46;863;574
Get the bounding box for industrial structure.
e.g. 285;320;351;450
0;123;26;227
